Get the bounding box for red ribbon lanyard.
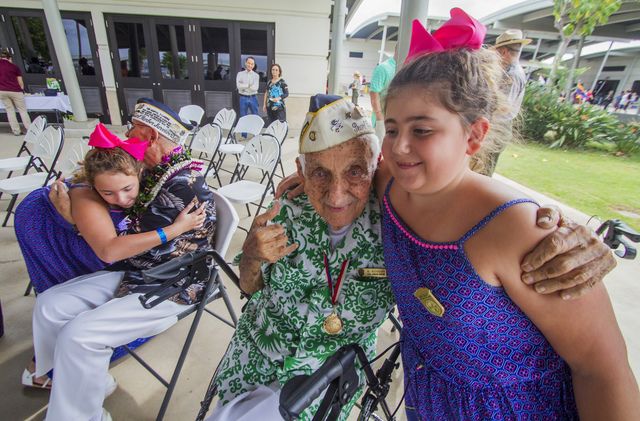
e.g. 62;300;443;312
323;253;349;306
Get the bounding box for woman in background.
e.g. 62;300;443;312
263;63;288;124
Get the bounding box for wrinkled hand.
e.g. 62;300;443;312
175;201;207;232
522;205;617;300
244;201;298;264
49;178;74;225
275;172;304;199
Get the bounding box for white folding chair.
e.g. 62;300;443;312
215;114;265;186
57;137;91;175
0;126;65;227
263;120;289;178
179;104;205;128
189;124;223;186
122;191;240;421
216;134;281;231
0;115;48;180
212;107;237;144
20;115;48;156
179;105;205;147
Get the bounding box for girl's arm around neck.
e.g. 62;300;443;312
486;201;640;420
70;188;203;263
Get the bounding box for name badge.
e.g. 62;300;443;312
356;268;387;278
414;288;445;317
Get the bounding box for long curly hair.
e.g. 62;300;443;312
73;147;143;186
383;48;512;173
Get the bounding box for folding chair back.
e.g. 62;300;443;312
190;124;222;155
217;134;281;228
264;119;289;144
230;114;264;142
236;134;280;172
263;120;289;178
0;115;49;199
211;191;240;258
0;126;65;226
190;124;223;184
212;107;236;139
21;115;48;154
31;126;65;161
122;192;240;421
57;137;91;175
178;105;205;128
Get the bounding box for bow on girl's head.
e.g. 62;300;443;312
404;8;487;65
88;123;149;161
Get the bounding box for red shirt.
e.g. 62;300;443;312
0;59;23;92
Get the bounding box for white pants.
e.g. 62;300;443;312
33;270;185;421
0;90;31;134
206;381;283;421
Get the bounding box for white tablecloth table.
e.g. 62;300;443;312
0;94;73;123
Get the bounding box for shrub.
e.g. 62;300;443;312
520;84;640;155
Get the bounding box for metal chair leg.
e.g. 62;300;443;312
24;281;33;296
2;194;18;227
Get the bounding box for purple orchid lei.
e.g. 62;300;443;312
125;146;204;223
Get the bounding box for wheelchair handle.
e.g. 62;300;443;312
596;219;639;260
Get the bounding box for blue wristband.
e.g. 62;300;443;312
156;228;167;244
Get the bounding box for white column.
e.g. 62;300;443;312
379;24;388;65
620;53;638;91
590;42;614;92
396;0;429;72
91;10;121;125
41;0;87;121
328;0;347;95
532;38;542;61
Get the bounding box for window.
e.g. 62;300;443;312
240;28;268;82
349;51;363;58
201;26;230;81
156;24;188;80
12;16;52;74
63;19;95;76
603;66;625;72
114;22;149;78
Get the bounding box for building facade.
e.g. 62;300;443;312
0;0;333;127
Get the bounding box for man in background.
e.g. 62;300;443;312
487;29;531;176
369;49;396;142
236;57;259;117
236;56;260;138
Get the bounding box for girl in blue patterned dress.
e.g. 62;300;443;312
375;9;640;421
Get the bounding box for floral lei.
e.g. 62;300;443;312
125;146;203;223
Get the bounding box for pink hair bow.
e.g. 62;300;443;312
404;8;487;64
88;123;148;161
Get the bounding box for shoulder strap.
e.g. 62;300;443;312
384;177;394;196
460;199;538;243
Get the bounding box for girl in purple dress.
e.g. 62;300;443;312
375;9;640;420
17;124;206;388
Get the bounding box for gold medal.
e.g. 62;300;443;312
323;312;343;335
414;287;445;317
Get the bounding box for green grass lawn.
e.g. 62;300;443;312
495;143;640;233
